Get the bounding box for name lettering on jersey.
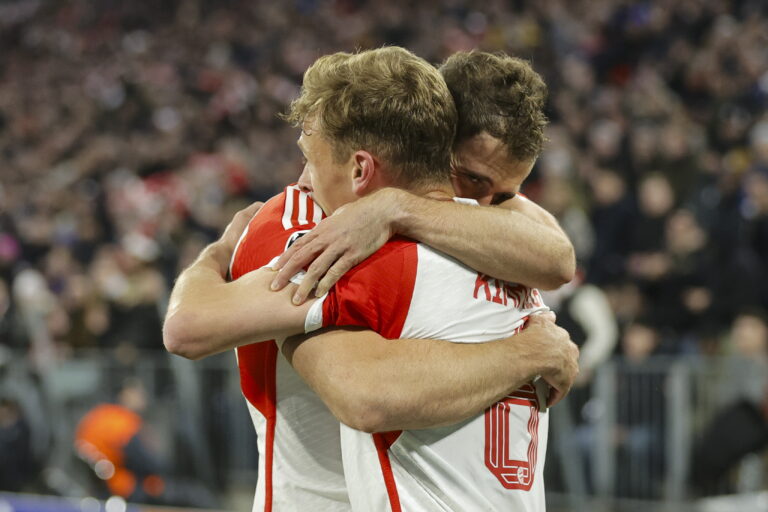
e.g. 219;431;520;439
472;273;543;309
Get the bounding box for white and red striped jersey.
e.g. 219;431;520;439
229;185;351;512
304;234;551;512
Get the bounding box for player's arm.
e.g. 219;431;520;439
272;187;575;304
282;314;578;432
163;203;311;360
395;191;573;287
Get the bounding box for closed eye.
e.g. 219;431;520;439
453;169;491;186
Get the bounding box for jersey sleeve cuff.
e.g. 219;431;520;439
261;257;308;286
262;256;280;270
304;295;328;333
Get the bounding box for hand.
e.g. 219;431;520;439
219;201;264;254
525;313;579;408
271;190;400;304
209;201;263;274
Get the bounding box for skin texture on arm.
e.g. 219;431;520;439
282;314;579;433
163;257;311;359
395;190;574;288
163;202;312;360
272;187;575;303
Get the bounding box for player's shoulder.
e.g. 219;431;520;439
250;184;324;232
319;237;419;337
343;236;417;278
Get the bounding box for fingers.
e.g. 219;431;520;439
274;230;313;271
315;255;360;297
232;201;264;231
243;201;264;217
541;310;557;322
271;203;389;298
223;201;264;244
541;336;580;408
547;387;564;408
291;248;343;304
542;371;571;407
271;235;319;291
540;373;566;408
528;311;556;326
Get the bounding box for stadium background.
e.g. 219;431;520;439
1;0;767;510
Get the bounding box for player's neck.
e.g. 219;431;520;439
422;189;454;201
412;182;455;201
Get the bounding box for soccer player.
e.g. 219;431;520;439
272;51;573;306
275;50;553;511
165;48;578;511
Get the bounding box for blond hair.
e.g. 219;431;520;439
440;51;548;162
284;47;457;186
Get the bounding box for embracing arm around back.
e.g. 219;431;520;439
164;202;580;433
282;314;579;433
273;187;575;304
163;257;311;359
163;202;312;359
395;190;575;289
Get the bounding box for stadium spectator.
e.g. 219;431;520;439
614;321;667;498
75;378;165;501
75;378;218;507
0;396;36;491
691;310;768;492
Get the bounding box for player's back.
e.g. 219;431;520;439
305;236;550;512
230;185;350;512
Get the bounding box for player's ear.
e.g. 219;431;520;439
351;150;377;196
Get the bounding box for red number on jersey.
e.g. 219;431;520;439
484;384;541;491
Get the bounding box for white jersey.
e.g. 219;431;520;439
305;232;551;511
230;185;351;512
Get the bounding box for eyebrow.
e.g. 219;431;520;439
455;167;493;184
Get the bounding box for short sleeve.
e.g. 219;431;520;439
306;238;418;339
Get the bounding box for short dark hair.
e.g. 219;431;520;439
439;51;548;162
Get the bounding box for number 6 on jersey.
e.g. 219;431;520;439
484;384;542;491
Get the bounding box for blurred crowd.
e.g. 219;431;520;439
1;0;766;361
1;0;767;501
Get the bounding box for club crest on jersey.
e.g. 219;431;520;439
285;230;310;251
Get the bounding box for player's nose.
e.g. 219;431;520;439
297;167;313;194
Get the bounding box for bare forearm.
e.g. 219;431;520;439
284;328;559;432
164;244;236;359
392;190;575;289
164;243;307;359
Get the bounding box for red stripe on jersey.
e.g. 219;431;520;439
318;239;418;509
237;341;278;512
321;238;418;338
382;241;417;338
363;244;415;512
305;198;314;226
373;433;403;512
230;186;324;510
290;189;301;227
